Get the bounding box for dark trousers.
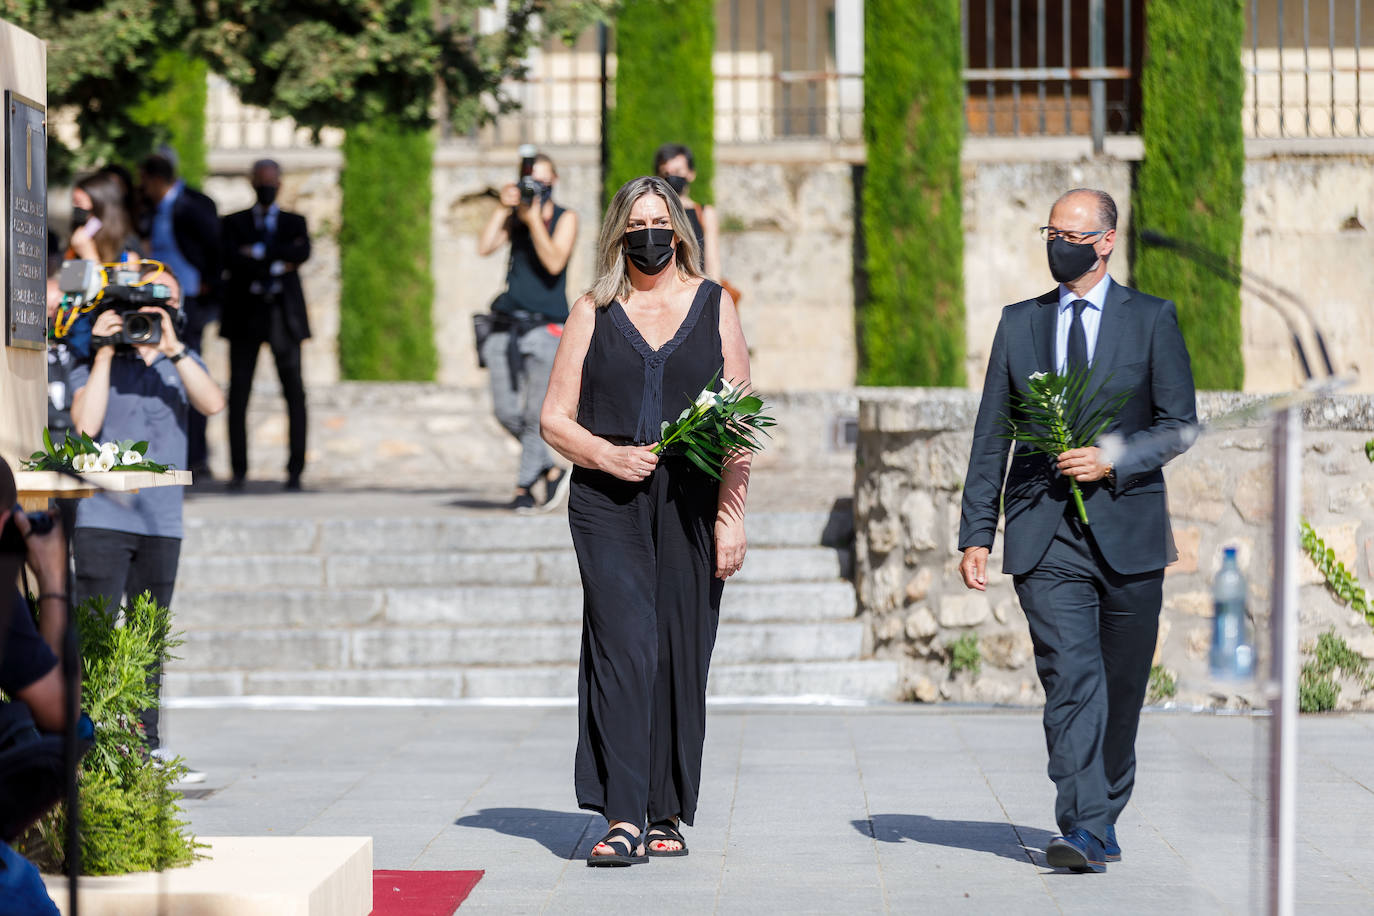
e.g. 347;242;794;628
1013;513;1163;842
568;461;723;828
182;295;215;469
72;528;182;750
228;307;307;480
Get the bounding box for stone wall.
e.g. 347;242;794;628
854;388;1374;710
203;145;859;396
197;142;1372;399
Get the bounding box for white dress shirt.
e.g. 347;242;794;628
1055;273;1113;372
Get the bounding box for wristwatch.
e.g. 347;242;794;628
169;347;188;364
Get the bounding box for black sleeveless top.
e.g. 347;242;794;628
577;280;724;446
501;205;569;320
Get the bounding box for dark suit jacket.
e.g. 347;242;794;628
958;279;1198;577
219;207;312;343
170;186;222;304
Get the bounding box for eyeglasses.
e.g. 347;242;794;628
1039;226;1109;244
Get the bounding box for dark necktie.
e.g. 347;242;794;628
1067;299;1090;374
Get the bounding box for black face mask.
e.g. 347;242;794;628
1046;236;1101;284
70;207;91;230
624;227;675;275
254;185;278;207
664;175;689;196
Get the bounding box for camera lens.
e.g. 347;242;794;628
124;312;154;343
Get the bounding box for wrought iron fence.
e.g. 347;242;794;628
960;0;1142;148
1245;0;1372;138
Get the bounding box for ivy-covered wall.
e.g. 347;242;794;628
1133;0;1246;390
338;122;438;381
606;0;714;204
859;0;965;387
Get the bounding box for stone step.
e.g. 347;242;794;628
170;620;866;671
180;509;855;556
164;659;902;701
175;546;850;591
171;582;857;630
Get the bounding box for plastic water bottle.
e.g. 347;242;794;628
1210;547;1254;679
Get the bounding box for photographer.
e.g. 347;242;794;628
476;151;578;512
0;462;71;735
69;266;224;767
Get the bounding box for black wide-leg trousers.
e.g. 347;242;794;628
568;460;723;827
1013;513;1163;842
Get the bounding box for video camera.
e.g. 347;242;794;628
55;259;182;348
517;144;542;206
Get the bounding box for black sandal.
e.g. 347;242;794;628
587;825;647;867
646;819;689;857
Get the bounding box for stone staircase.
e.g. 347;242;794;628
165;507;900;701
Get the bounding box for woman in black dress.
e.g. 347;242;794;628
540;176;750;866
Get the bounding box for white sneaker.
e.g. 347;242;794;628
151;748;208;784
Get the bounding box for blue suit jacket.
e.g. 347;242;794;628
958;281;1199;576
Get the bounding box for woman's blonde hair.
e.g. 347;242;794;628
589;176;703;308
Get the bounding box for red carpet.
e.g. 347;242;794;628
371;870;484;915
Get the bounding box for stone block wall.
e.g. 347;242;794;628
197;143;1371;399
854;388;1374;709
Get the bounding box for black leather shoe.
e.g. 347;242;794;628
1105;824;1121;862
285;475;303;492
1046;828;1107;873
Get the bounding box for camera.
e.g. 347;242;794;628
0;507;53;555
56;260;182;348
517;143;541;206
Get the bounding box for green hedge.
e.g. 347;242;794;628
1133;0;1246;390
127;50;209;186
606;0;714;204
338;122;438;380
859;0;965;387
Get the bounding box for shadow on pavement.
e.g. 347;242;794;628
856;814;1055;864
455;807;595;858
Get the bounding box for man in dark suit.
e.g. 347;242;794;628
958;188;1198;873
220;159;312;491
139;153;222;475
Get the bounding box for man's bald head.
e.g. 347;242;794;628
1050;188;1117;233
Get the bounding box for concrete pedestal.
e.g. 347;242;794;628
43;836;372;916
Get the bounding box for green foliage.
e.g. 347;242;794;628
606;0;714;205
338;122;438;380
1146;665;1177;703
1133;0;1246;389
859;0;965;386
1300;518;1373;627
1299;629;1371;713
1000;366;1132;525
127;51;209;187
1365;438;1374;463
4;1;608;173
651;374;775;479
1299;662;1340;713
948;632;982;677
18;594;198;875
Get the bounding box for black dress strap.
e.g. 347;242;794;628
609;281;715;444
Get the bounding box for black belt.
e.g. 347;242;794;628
493;308;559;389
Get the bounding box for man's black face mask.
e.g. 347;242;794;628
1046;236;1101;284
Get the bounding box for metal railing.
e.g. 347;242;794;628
1246;0;1371;138
960;0;1141;150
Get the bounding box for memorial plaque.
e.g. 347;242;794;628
5;90;46;350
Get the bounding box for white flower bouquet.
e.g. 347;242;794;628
652;372;776;479
23;429;170;475
999;367;1128;525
